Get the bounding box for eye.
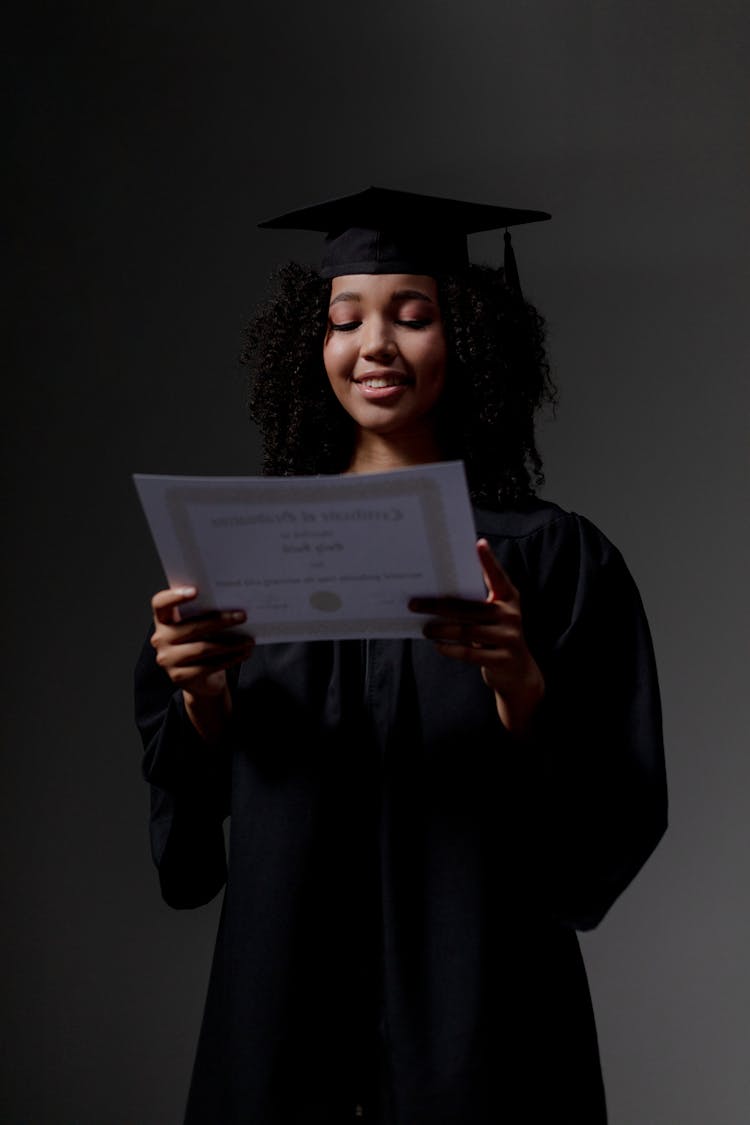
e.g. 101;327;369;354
396;318;432;329
329;320;360;332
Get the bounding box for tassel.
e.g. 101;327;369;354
503;229;522;296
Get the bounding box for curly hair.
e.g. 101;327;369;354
241;261;557;509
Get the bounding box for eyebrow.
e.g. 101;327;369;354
329;288;435;307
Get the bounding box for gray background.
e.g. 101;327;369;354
5;2;749;1122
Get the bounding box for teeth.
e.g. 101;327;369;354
360;377;402;388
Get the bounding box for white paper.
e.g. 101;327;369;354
133;461;485;643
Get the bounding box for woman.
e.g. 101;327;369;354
135;187;667;1124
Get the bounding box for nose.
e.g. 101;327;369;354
360;316;397;363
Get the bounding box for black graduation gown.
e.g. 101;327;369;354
134;501;668;1125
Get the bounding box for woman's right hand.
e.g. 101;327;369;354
150;586;255;741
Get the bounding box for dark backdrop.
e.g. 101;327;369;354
5;3;749;1122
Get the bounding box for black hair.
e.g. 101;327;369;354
241;261;556;509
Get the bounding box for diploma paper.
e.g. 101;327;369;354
133;461;485;643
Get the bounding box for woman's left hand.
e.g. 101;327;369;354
409;538;545;738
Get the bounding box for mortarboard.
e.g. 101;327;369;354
258;185;550;294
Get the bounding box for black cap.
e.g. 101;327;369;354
258;186;550;289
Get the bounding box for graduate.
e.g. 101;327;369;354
135;186;668;1124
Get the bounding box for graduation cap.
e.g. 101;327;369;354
258;185;550;295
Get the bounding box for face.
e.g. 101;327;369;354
323;273;447;442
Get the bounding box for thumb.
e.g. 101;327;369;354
477;539;517;604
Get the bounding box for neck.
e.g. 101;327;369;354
347;426;444;475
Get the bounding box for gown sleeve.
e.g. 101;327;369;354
134;630;232;909
497;511;668;931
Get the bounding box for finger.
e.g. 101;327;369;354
426;640;512;668
422;620;517;648
408;594;503;621
152;586;198;625
476;539;517;605
168;650;251;685
157;609;248;642
173;630;254;655
158;637;255;670
176;639;255;666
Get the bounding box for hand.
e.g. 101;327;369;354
150;586;255;741
409;539;545;737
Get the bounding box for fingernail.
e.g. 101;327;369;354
177;586;196;596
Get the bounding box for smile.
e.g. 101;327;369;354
358;376;406;389
354;371;414;389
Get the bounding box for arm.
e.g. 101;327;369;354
134;587;255;908
516;515;668;929
412;516;667;930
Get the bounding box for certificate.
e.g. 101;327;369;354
133;461;485;643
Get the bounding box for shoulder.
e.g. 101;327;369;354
474;500;642;629
475;502;657;677
474;498;570;541
474;499;622;565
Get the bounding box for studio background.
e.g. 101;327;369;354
5;2;749;1122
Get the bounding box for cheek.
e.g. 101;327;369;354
420;333;447;383
323;336;349;382
323;343;354;410
322;342;337;387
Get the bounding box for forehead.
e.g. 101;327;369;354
328;273;439;303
